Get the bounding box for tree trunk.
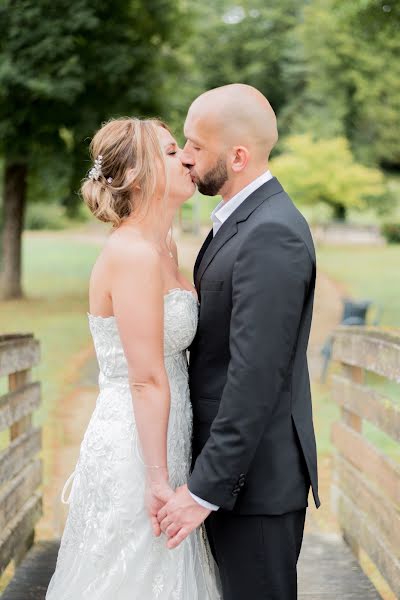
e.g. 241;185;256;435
62;143;86;218
0;161;28;300
333;203;347;221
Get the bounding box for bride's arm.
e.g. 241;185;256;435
110;240;172;533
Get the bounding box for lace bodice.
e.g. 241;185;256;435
87;288;199;381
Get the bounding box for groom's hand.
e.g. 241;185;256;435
157;484;211;549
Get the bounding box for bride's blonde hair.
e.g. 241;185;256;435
81;117;169;227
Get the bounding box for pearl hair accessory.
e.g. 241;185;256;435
88;155;103;180
88;155;113;184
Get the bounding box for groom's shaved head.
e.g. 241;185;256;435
182;84;278;199
186;84;278;161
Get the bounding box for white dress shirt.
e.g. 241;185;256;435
189;170;273;511
211;170;273;237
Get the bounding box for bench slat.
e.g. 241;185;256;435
332;421;400;506
0;428;42;486
0;383;41;434
336;489;400;598
332;374;400;442
332;454;400;555
0;337;40;378
0;459;42;532
0;492;42;575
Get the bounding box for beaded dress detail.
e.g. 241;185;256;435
46;289;221;599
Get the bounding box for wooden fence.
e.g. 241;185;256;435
0;334;42;576
331;327;400;598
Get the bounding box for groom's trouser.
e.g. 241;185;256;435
206;508;306;600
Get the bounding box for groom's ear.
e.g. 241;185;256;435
231;146;250;173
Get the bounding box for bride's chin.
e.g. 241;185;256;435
181;185;197;204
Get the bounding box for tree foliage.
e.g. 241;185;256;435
0;0;191;208
174;0;400;170
280;0;400;167
179;0;301;118
270;135;387;220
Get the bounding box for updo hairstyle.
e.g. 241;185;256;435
81;117;169;227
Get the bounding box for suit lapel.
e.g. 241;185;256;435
196;178;283;287
195;220;238;287
193;229;213;289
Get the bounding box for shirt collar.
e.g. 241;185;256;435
211;170;273;229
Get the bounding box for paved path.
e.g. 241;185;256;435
298;534;381;599
2;534;380;599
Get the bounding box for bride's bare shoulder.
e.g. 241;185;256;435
103;227;160;272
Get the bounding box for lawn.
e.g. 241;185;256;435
316;244;400;328
0;233;101;442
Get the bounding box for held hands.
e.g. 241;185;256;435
145;467;174;537
157;484;211;549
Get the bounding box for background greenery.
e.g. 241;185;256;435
1;0;399;229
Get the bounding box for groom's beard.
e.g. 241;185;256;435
196;157;228;196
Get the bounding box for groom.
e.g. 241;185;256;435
158;84;320;599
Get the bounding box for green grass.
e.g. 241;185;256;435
0;234;101;429
316;244;400;328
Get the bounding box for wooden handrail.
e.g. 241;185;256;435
0;334;42;576
331;326;400;598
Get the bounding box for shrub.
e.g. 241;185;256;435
25;202;68;230
381;223;400;244
270;135;386;221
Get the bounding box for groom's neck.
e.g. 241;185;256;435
221;164;270;203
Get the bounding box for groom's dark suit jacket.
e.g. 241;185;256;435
188;177;320;515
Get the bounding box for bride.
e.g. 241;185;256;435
46;117;221;599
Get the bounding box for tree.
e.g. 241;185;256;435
172;0;301;125
0;0;190;299
280;0;400;168
270;135;386;220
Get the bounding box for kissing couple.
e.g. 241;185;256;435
46;84;319;600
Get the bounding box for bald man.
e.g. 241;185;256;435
158;84;320;600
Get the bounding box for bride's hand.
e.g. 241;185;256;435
145;468;174;537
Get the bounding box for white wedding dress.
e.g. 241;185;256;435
46;289;221;599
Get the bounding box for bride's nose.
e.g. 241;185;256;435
177;148;187;166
